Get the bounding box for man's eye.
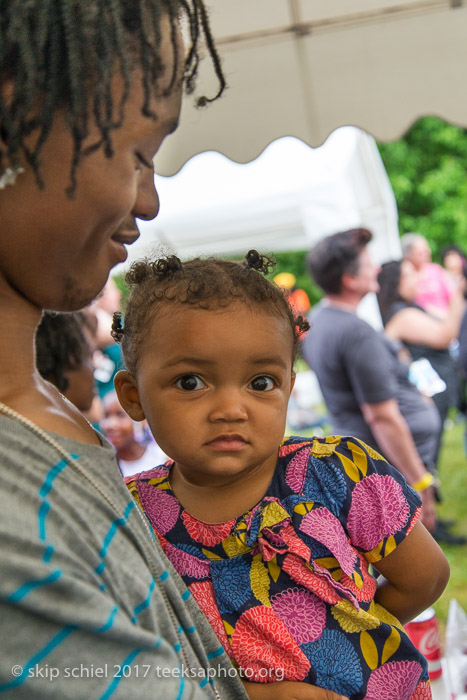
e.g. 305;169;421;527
175;375;205;391
249;376;275;391
135;152;154;170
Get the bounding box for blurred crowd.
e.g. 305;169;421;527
299;229;467;545
35;277;167;480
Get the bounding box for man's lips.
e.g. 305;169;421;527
111;230;140;246
111;218;140;246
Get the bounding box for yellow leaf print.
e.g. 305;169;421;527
222;533;251;558
365;541;384;563
293;502;314;516
202;548;224;561
335;452;361;482
267;556;281;583
325;435;342;446
347;441;368;477
369;601;404;632
354;438;385;462
250;555;271;607
332;600;381;634
260;502;289;529
315;556;339;569
126;481;141;507
223;620;235;638
381;536;397;558
381;626;401;664
311;439;339;457
351;569;363;590
148;476;169;488
360;630;379;670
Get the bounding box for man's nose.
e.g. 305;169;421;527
132;169;159;221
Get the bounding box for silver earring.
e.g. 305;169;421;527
0;165;24;190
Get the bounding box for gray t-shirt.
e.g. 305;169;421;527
302;305;440;465
0;415;246;699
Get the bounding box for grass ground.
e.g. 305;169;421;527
431;419;467;638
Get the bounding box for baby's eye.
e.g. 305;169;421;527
175;375;206;391
249;376;275;392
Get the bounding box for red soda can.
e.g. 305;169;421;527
404;607;442;680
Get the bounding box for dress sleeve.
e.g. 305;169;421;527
292;436;422;565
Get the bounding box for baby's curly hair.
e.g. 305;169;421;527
112;250;310;374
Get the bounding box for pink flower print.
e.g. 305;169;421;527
232;605;310;682
285;447;311;493
279;523;312;560
282;554;341;605
410;681;432;699
137;465;169;479
300;508;357;576
365;660;423;700
347;474;410;550
182;511;235;546
138;484;180;535
271;587;326;644
164;542;210;579
189;580;233;657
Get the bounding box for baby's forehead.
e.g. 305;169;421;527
150;299;290;328
143;302;295;359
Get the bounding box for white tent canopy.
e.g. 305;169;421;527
131;128;401;265
155;0;467;176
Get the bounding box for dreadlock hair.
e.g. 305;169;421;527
35;311;90;393
111;250;310;375
0;0;225;194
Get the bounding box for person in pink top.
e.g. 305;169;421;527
401;233;454;319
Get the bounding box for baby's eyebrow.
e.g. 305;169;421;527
161;356;213;369
249;357;289;370
160;356;289;370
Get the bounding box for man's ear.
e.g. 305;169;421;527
114;370;146;422
341;271;357;293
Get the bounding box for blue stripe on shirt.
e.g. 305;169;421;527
7;570;62;602
38;457;74;563
0;626;75;692
95;502;135;577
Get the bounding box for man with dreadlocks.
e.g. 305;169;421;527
0;3;250;699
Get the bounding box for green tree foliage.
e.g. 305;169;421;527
378;117;467;260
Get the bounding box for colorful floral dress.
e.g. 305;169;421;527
126;435;431;700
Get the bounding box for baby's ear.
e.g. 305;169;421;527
114;370;146;422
